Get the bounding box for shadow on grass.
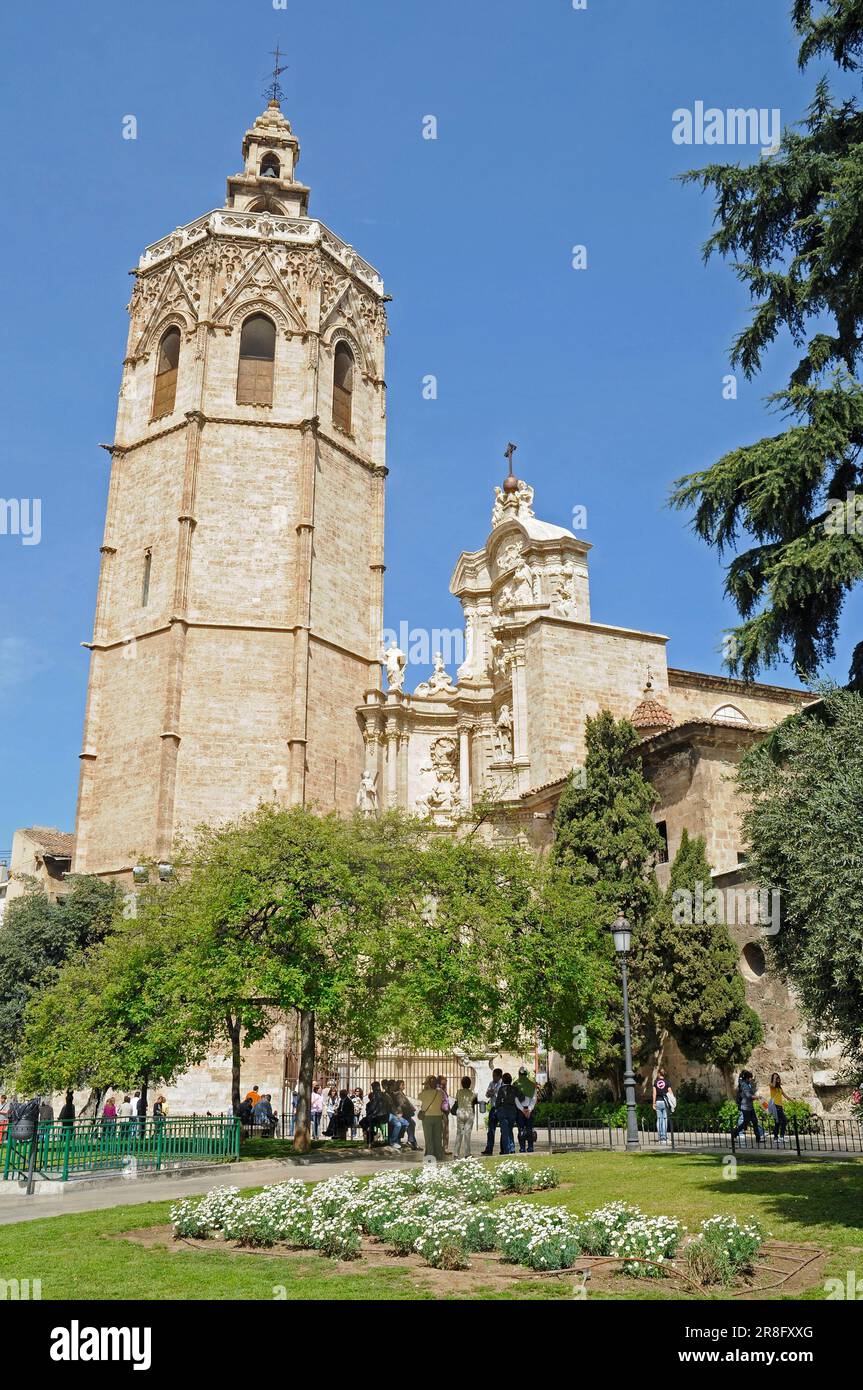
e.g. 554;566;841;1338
646;1150;863;1237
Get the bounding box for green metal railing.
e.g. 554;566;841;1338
2;1116;240;1181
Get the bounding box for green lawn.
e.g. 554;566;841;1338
1;1150;860;1301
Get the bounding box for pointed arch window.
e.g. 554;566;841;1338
151;326;180;420
236;313;276;406
333;341;354;433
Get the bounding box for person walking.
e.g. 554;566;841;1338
418;1075;445;1161
494;1073;519;1155
514;1066;537;1153
58;1092;76;1127
324;1085;339;1137
152;1095;168;1128
768;1073;790;1143
0;1095;10;1144
652;1067;672;1143
101;1095;117;1129
332;1089;354;1140
39;1098;55;1125
732;1070;764;1145
453;1076;478;1157
481;1068;503;1156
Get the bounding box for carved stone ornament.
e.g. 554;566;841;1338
414;652;457;697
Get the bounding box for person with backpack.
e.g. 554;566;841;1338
652;1067;673;1143
494;1073;520;1155
733;1070;764;1144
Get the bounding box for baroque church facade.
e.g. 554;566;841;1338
67;99;839;1109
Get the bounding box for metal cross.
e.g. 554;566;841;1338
504;442;517;470
264;44;290;104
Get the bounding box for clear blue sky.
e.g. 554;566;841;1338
1;0;859;852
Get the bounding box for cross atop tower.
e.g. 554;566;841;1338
503;441;519;494
264;43;289;104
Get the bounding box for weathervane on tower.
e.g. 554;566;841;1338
264;43;289;104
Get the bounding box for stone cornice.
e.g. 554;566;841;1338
83;619;376;667
667;666;811;702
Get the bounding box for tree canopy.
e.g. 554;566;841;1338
671;0;863;684
738;686;863;1067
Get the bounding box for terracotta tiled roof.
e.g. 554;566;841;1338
23;827;75;859
630;697;674;731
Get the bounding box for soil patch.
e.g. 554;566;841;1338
111;1225;829;1299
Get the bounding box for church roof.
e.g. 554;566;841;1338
629;696;674;731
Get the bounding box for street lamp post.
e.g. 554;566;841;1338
610;913;640;1152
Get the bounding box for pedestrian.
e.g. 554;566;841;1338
514;1066;537;1153
481;1068;503;1155
152;1095;168;1126
495;1073;520;1154
732;1070;764;1145
393;1080;418;1150
38;1097;55;1125
418;1074;445;1161
453;1076;477;1157
102;1094;117;1128
437;1075;451;1153
310;1084;324;1139
652;1067;672;1143
0;1094;9;1144
58;1091;76;1127
134;1090;147;1137
362;1081;390;1145
769;1073;790;1143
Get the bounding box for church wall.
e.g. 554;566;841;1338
74;634;172;873
172;625;295;832
523;619;668;788
202;327;312;425
304;639;369;815
187;426;301;626
99;439;186;641
309;439;380;657
666;672;808;728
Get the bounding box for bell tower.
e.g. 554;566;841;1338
73;96;388;878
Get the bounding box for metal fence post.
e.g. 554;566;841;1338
793;1114;801;1157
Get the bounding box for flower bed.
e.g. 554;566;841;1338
168;1158;762;1283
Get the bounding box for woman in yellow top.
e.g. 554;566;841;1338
418;1075;445;1161
768;1073;790;1143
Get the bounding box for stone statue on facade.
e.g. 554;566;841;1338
414;652;457;697
551;561;578;619
356;770;378;816
493;704;514;761
382;638;407;692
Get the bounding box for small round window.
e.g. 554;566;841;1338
741;942;766;980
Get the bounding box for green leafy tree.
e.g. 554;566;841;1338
552;712;663;1086
738;686;863;1065
670;0;863;683
643;831;763;1069
0;875;121;1083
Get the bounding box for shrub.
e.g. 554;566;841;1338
532;1166;559;1190
684;1216;763;1285
608;1214;684;1276
495;1159;535;1192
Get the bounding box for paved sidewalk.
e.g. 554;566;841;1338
0;1154;417;1227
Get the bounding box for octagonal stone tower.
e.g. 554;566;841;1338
73;100;388;878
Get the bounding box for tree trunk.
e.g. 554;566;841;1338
293;1008;315;1152
227;1014;242;1115
140;1072;149;1117
79;1087;103;1119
